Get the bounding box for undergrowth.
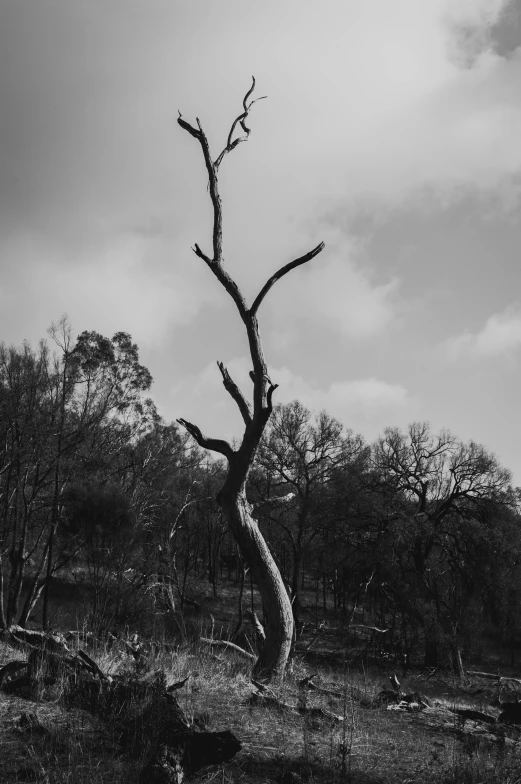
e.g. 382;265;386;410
1;635;521;783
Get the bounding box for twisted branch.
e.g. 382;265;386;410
176;419;233;460
214;77;267;169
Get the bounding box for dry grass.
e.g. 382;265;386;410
2;634;521;784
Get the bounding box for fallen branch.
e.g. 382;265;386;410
200;638;256;660
448;707;496;725
298;675;343;699
0;629;241;784
250;683;344;722
76;648;111;681
467;670;521;686
5;625;70;655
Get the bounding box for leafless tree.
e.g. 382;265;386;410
176;78;324;680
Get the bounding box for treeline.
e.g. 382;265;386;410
1;323;520;676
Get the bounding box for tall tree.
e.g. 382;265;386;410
0;325;155;628
176;79;325;680
372;421;512;672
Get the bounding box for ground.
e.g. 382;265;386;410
2;579;521;783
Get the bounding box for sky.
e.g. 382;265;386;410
1;0;521;481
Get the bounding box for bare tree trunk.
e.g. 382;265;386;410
221;491;293;678
176;79;324;681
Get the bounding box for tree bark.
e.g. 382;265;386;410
220;490;293;678
176;79;324;681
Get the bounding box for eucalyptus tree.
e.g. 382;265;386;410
372;421;512;673
0;324;155;628
176;80;325;680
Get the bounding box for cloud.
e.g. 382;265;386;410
2;0;520;254
1;0;521;388
0;232;215;349
267;227;399;342
445;304;521;358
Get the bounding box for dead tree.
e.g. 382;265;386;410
177;78;324;681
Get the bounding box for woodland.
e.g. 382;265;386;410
2;81;521;784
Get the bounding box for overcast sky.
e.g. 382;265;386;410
1;0;521;480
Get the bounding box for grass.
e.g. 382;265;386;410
3;635;521;784
3;582;521;783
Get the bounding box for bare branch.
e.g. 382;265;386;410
250;242;325;316
217;362;252;425
177;113;203;139
177;418;233;460
250;492;296;520
214;77;267;168
178;114;222;262
191;245;249;315
178;79;265;268
192;244;212;265
266;382;279;413
200;637;256;660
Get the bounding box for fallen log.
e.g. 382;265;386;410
466;670;521;686
0;628;241;783
448;708;496;725
3;625;71;656
249;683;344;723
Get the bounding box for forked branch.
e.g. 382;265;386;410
177;81;324;464
250;242;325;316
178;78;265;267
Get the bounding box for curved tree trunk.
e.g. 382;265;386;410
176;79;324;681
220;490;293;679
